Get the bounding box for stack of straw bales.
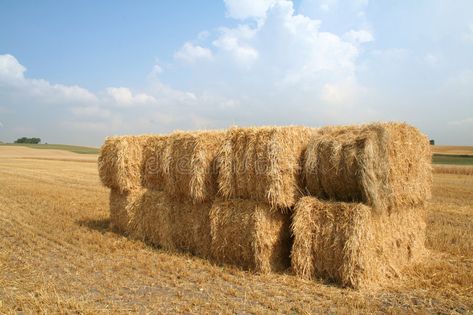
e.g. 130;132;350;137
99;127;311;272
98;122;431;287
292;122;432;288
210;126;315;271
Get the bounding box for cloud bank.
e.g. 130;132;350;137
0;0;472;145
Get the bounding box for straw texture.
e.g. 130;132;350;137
98;135;150;193
291;196;427;289
163;131;224;203
210;198;291;273
142;135;168;191
217;126;315;209
303;122;432;213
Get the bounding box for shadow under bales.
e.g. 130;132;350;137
77;217;113;234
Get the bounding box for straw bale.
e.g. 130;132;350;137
109;188;144;234
125;189;212;257
98;135;149;193
303;122;432;213
141;135;168;191
210;198;291;273
291;197;427;289
163;130;224;203
217;126;315;209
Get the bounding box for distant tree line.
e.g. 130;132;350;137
14;137;41;144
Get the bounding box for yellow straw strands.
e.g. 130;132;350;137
291;197;426;289
163;131;224;203
98;135;150;193
99;122;432;287
303;123;432;214
217;126;315;209
210;198;291;273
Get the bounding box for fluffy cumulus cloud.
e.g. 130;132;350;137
174;42;213;63
1;0;473;145
106;87;156;106
183;0;370;124
0;54;26;79
0;1;378;145
0;54;97;105
344;29;373;44
223;0;277;20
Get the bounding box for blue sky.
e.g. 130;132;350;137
1;0;472;146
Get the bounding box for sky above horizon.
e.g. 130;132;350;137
1;0;473;146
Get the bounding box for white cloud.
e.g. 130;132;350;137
318;0;337;12
151;63;163;75
106;87;156;106
448;117;473;126
0;121;3;127
223;0;277;20
321;80;361;104
174;42;213;63
0;0;373;146
70;106;111;118
213;26;259;66
465;23;473;42
0;54;97;106
0;54;26;80
424;53;439;66
344;30;374;44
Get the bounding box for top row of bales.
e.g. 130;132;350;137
98;126;315;209
98;122;432;213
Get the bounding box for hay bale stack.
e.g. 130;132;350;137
141;135;168;191
210;199;291;273
163;131;224;203
98;135;150;193
303;123;432;213
124;189;212;257
217;126;315;209
291;197;426;289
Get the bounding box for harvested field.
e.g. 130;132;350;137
1;147;472;313
434;164;473;176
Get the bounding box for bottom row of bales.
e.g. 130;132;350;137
109;189;426;288
110;189;291;273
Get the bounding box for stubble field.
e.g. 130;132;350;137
0;146;472;314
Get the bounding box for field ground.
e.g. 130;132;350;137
0;143;99;154
1;148;473;313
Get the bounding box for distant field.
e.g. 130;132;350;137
0;143;99;154
433;154;473;165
